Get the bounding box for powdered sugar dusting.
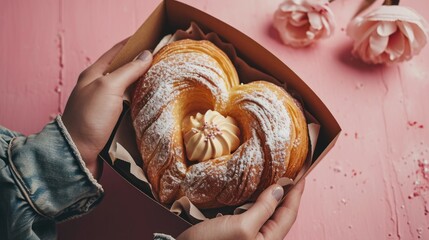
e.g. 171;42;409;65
217;133;264;205
232;83;292;182
155;52;229;103
133;50;233;199
182;157;229;204
132;45;296;208
159;158;187;203
134;51;233;155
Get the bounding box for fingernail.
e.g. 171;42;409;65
272;186;284;202
137;50;152;62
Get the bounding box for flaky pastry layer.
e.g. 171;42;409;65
131;39;308;208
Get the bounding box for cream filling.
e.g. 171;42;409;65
182;110;240;162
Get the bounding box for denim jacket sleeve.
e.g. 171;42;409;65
0;116;104;240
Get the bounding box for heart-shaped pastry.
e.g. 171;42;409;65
131;39;308;209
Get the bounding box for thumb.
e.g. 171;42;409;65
241;184;284;230
102;50;153;94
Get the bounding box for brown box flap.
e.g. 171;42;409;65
102;0;341;228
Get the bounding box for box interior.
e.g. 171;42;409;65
103;0;341;226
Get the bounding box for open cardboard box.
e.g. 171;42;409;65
100;0;341;233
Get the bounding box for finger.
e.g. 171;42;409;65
241;184;284;230
260;180;305;239
80;37;129;82
92;37;130;73
100;50;153;94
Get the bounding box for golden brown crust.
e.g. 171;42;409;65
131;39;308;209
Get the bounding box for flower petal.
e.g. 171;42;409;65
321;16;332;37
377;21;397;37
290;11;308;27
385;30;405;61
369;32;389;56
398;21;415;42
280;2;295;12
348;5;428;63
273;0;336;47
411;23;428;50
348;20;378;46
306;30;316;40
308;12;322;30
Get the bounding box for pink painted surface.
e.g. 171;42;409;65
1;0;428;239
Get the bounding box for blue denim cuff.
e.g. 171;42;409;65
7;116;104;222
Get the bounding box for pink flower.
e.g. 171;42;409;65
347;6;429;64
273;0;335;47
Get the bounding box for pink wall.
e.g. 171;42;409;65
1;0;428;239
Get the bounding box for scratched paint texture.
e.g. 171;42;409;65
1;0;428;239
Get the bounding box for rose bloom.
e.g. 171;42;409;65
347;5;429;64
273;0;335;47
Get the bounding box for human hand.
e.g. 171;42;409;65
177;180;305;240
62;39;153;179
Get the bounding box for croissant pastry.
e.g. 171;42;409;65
131;39;308;209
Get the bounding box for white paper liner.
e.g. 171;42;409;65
107;23;320;223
